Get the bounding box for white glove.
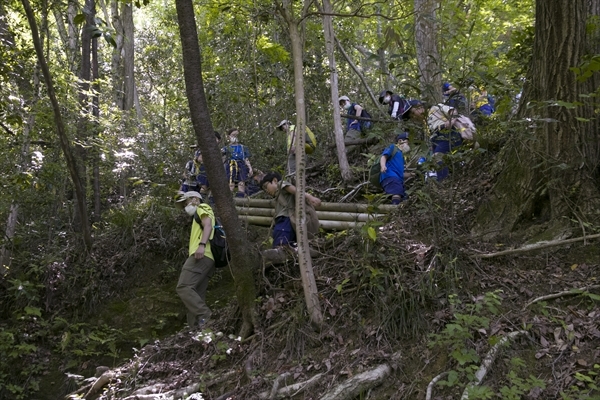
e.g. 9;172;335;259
391;113;397;119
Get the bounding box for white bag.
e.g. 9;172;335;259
453;115;476;140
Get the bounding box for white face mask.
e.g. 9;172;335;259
383;95;391;104
399;143;410;153
185;204;197;216
343;101;352;110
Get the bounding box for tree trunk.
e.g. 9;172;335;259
0;3;40;274
175;0;258;338
73;0;95;233
92;35;101;222
474;0;600;237
281;0;323;327
52;0;80;73
109;0;125;108
321;0;352;183
21;0;92;251
121;1;135;111
414;0;442;104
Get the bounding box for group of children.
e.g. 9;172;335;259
180;128;259;199
339;82;487;204
180;82;487;249
174;87;487;330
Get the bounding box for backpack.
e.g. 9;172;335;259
368;146;398;190
304;127;317;154
360;109;374;132
193;213;230;268
289;125;317;154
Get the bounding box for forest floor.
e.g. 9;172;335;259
64;147;600;400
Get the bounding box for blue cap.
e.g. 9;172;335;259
442;82;451;91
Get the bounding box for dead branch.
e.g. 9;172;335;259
460;331;527;400
340;182;369;203
474;233;600;259
523;285;600;309
425;371;448;400
320;363;391;400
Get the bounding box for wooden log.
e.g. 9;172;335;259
234;198;397;214
236;207;384;222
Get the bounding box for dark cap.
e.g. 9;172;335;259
396;132;409;141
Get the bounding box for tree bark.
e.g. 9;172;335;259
121;1;135;111
21;0;92;251
175;0;257;338
474;0;600;236
414;0;442;104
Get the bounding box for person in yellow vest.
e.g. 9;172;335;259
276;119;316;177
174;191;216;329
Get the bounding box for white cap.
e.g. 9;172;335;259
277;120;291;129
175;191;203;209
339;96;350;102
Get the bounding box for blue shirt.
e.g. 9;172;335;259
380;144;404;183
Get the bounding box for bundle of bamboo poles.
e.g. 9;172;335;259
234;198;397;230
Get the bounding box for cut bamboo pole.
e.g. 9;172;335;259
235;207;384;222
234;198;397;214
236;207;275;217
237;215;365;230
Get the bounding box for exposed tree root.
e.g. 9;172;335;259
85;372;115;399
120;371;237;400
474;233;600;259
257;373;324;399
319;363;391;400
269;372;291;399
523;285;600;309
425;371;448;400
460;331;527;399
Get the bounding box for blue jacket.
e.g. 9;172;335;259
380;144;404;183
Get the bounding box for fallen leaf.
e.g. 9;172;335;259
535;351;547;359
571;264;578;270
577;359;587;366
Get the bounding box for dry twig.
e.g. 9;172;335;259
460;331;527;399
523;285;600;309
474;233;600;259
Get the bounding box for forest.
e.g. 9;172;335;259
0;0;599;398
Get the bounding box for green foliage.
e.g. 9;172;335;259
560;364;600;400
